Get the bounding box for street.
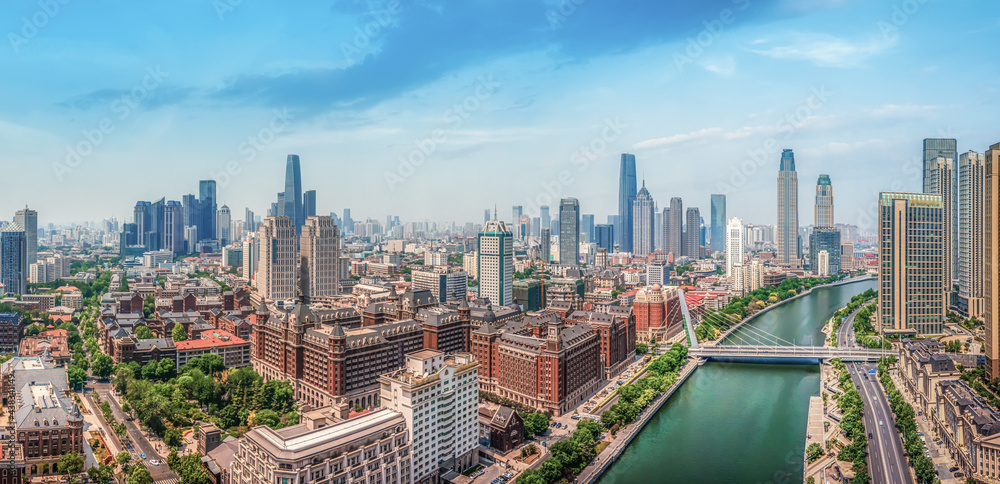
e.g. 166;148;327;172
836;306;861;349
87;381;179;484
849;363;911;484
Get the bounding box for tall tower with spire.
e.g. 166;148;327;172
632;180;656;257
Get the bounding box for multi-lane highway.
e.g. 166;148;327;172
836;306;863;349
849;363;911;484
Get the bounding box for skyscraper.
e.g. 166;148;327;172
777;149;799;267
13;206;37;265
245;208;256;233
163;201;185;254
594;224;614;252
683;207;701;259
284;155;304;236
0;222;27;295
985;143;1000;379
342;209;353;234
303;190;317;219
478;219;513;306
809;228;841;275
199;180;217;241
814;175;834;228
666;198;683;257
632;182;655;257
134;201;152;248
710;195;726;254
512;206;523;226
182;194;199;228
559;198;580;266
540;228;551;263
618;154;637;253
301;216;340;298
726;217;744;277
878;192;945;336
933;158;954;293
924;138;959;277
958;151;985;318
540;206;550;235
484;209;490;224
581;214;595;244
217;205;232;246
256;216;297;301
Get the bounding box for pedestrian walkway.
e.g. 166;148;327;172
805;396;825;450
155;478;179;484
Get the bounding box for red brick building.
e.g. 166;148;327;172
471;312;614;416
632;285;684;342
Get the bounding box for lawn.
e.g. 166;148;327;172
462;465;484;477
595;441;611;455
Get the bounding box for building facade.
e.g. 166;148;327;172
684;208;701;259
256;216;296;301
814;174;834;228
301;216;341;298
958;150;986;318
665;198;683;258
478;220;513;306
618;154;637;254
777;149;799;267
13;207;37;266
710;194;726;254
986;143;1000;380
559;198;580;267
631;182;655;257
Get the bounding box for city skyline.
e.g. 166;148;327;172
3;1;999;226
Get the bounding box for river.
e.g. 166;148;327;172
597;279;877;484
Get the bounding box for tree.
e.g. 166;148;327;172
172;323;188;342
116;450;132;467
58;451;85;475
88;464;115;484
93;353;114;378
165;427;183;449
114;364;135;394
134;326;155;339
68;365;87;388
127;464;154;484
522;413;550;436
142;295;155;319
251;409;281;428
806;442;823;462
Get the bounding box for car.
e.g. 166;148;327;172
868;432;873;439
149;460;159;466
879;421;883;426
950;467;959;472
955;472;965;478
140;453;146;459
936;441;943;445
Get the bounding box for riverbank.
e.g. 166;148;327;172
576;359;700;484
709;274;875;346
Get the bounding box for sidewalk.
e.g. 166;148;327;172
889;371;960;484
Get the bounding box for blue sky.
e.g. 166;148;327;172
2;0;998;229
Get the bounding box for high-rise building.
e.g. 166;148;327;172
342;209;353;234
777;149;799;267
379;351;480;483
182;194;199;228
242;235;258;282
841;241;855;272
809;228;841;275
484;209;490;224
559;198;580;266
284;155;304;236
878;192;945;336
134;201;151;248
582;213;595;244
816;250;830;277
924;138;959;278
411;267;468;304
303;190;317;219
666;198;683;257
0;222;27;295
985;143;1000;379
540;228;551;263
958;151;986;318
13;206;37;265
726;217;744;277
245;208;256;234
512;206;523;226
217;205;232;246
594;224;614;252
632;182;655;257
164;201;185;254
478;219;513;306
256;216;297;301
815;175;834;228
684;207;701;259
199;180;217;241
618;154;637;253
933;158;955;294
301;216;340;298
710;195;726;254
540;206;550;235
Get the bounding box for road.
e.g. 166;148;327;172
849;363;911;484
837;306;860;349
90;381;179;484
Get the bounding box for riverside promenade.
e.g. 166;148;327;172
576;359;700;484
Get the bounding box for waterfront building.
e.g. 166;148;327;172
379;351;480;483
710;194;726;254
809;228;841;276
841;242;855;272
777;149;799;267
814;174;834;228
619;154;637;253
633;285;683;342
726;217;744;278
878;192;945;336
478;220;513;306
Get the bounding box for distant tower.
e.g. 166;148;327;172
478;219;513;306
256;216;296;301
710;195;726;254
0;222;27;295
684;207;701;259
632;181;655;257
777;149;799;267
933;158;954;294
301;216;340;297
199;180;217;241
726;217;744;277
814;175;834;228
303;190;317;219
559;198;580;267
164;201;185;254
217;205;232;246
540;228;551;263
284;155;304;237
958;151;986;319
13;206;37;265
618;154;637;253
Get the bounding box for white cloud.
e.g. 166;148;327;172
700;56;736;77
748;33;896;68
632;127;722;150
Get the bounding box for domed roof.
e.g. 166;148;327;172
483;305;497;324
